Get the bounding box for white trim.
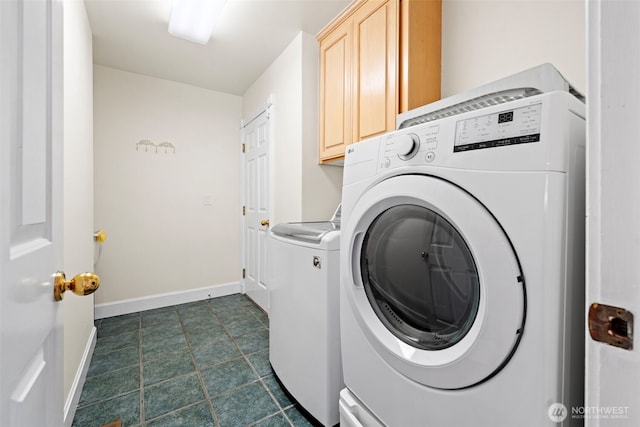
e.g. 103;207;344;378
63;326;97;427
94;282;241;319
240;94;273;129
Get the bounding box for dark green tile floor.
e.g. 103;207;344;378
72;294;314;427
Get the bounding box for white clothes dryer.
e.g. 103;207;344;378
339;64;586;427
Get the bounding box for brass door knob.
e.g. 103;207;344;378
260;219;270;227
54;271;100;301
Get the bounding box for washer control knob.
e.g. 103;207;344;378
394;133;419;160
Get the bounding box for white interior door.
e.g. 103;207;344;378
0;0;64;426
586;1;640;425
242;107;271;312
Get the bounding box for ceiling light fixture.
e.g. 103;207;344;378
168;0;228;45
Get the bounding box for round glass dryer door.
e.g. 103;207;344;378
361;205;480;351
343;174;525;389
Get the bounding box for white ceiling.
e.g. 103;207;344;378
84;0;350;95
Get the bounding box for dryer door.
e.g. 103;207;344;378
343;174;525;389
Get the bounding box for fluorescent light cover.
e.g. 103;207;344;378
168;0;228;45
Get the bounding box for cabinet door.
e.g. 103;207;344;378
352;0;398;142
399;0;441;113
319;18;352;161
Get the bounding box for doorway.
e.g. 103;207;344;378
241;102;271;312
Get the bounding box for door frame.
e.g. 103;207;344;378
586;1;640;425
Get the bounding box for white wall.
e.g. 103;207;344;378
62;0;95;421
300;32;343;221
242;32;343;225
93;66;242;305
442;0;585;97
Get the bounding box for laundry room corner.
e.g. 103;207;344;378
93;66;243;314
242;31;343;227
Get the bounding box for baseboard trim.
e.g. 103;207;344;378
64;326;97;427
94;282;241;319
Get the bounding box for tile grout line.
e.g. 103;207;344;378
184;302;222;427
211;298;288;426
138;314;145;427
239;299;296;427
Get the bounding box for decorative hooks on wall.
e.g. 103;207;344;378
136;139;176;154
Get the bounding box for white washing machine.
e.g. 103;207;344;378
339;64;586;427
269;210;343;426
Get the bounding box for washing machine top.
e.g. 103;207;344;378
272;221;339;242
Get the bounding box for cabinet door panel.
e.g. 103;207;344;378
319;21;351;161
353;0;397;142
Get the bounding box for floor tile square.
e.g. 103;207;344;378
181;313;220;331
211;382;280;427
145;401;215;427
247;304;269;325
247;349;271;378
72;391;140;427
208;295;245;312
178;303;214;319
94;330;139;356
143;349;195;386
79;365;140;407
192;338;242;369
201;357;257;397
213;306;251;324
98;315;140;338
143;373;205;421
142;333;189;362
262;375;293;409
235;328;269;355
88;346;140;377
141;322;183;343
185;323;229;348
141;309;179;329
225;316;264;337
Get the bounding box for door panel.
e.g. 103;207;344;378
342;175;524;389
1;0;63;425
319;19;352;160
353;0;397;142
243;110;270;312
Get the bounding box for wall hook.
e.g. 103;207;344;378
136;139;176;154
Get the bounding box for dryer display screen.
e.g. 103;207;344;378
454;103;541;152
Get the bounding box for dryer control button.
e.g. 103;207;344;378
425;151;436;162
394;134;419;160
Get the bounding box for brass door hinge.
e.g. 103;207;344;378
242;268;246;279
242;206;246;216
242;143;246;153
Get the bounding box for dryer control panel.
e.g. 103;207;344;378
378;124;442;171
378;102;543;172
453;103;542;152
